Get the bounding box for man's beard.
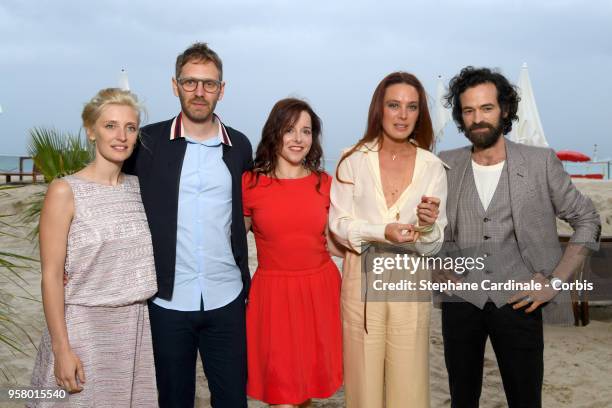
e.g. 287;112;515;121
179;94;217;123
465;121;503;149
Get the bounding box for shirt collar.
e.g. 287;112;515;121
169;112;233;146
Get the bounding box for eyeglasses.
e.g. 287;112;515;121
177;77;222;93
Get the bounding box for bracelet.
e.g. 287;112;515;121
412;224;435;234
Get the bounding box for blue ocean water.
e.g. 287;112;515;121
0;155;34;172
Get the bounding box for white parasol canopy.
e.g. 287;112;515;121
118;68;130;91
508;63;549;147
0;104;3;114
432;75;452;151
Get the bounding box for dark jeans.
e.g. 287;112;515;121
148;292;247;408
442;299;544;408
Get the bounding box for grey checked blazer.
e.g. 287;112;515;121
438;139;601;324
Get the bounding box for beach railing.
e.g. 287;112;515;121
563;160;611;180
560;234;612;326
0;156;40;183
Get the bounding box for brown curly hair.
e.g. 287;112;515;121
250;98;324;192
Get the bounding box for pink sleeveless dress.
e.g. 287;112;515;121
29;174;158;407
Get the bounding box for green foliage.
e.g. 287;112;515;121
0;185;39;380
27;127;92;183
21;191;45;239
23;127;93;237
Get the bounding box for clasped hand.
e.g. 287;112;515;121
385;196;441;244
416;195;440;227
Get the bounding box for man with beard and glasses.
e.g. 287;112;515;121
436;66;600;408
124;43;253;407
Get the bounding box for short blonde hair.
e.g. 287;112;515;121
81;88;142;129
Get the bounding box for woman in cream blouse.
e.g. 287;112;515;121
330;71;448;408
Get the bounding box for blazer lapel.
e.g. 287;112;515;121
221;143;235;176
505;139;529;239
447;147;471;241
166;137;188;202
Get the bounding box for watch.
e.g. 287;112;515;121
548;277;563;291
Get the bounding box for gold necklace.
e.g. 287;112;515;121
387;148;415;162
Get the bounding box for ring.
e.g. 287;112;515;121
400;229;408;235
523;296;533;303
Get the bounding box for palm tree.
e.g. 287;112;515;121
27;127;92;183
21;127;93;237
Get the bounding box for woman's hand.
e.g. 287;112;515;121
53;347;85;394
417;196;440;227
385;223;420;244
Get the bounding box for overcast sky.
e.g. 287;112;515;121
1;0;611;162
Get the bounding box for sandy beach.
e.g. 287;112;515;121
0;180;610;407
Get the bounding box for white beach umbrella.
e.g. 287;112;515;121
432;75;452;150
118;69;130;91
0;104;3;114
508;63;549;147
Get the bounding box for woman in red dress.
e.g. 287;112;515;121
242;98;343;407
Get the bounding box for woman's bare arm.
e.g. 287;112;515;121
39;179;84;393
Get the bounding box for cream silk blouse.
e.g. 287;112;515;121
329;141;448;256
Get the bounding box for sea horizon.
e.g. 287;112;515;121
0;154;34;173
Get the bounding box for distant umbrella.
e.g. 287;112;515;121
509;63;549;147
0;104;3;114
432;75;452;150
118;69;130;91
556;150;591;162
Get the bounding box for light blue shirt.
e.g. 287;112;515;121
153;130;243;311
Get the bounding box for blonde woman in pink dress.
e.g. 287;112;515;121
29;88;158;407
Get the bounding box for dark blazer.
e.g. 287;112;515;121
123;117;253;300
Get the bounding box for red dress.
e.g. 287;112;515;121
242;171;343;404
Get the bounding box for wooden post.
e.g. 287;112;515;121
19;156;24;181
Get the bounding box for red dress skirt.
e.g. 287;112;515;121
242;172;343;404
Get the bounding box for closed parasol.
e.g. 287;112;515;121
508;63;549;147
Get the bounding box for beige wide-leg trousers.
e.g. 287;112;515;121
341;252;431;408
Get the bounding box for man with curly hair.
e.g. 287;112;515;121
437;66;600;408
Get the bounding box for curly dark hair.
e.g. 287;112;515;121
444;66;520;135
250;98;324;191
